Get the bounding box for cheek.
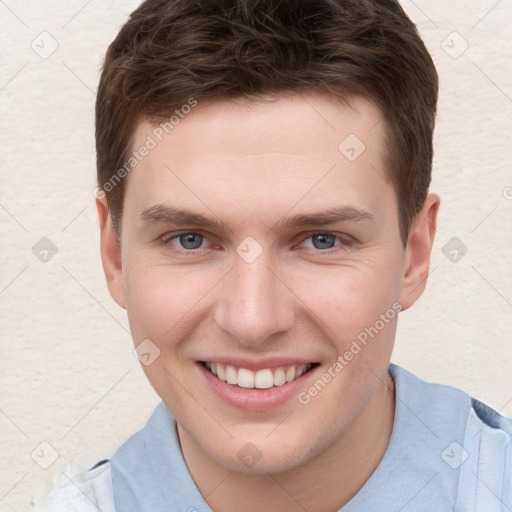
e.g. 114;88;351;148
124;265;171;343
123;259;219;344
291;262;400;419
122;262;212;409
288;257;402;340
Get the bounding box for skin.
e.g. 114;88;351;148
97;91;439;511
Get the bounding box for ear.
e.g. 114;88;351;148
96;195;126;309
399;193;440;311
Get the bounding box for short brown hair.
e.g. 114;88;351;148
96;0;438;244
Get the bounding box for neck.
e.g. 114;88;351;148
179;373;395;512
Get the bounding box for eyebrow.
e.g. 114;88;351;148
139;205;232;231
273;207;375;231
138;204;375;232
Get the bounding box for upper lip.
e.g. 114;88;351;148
199;357;318;371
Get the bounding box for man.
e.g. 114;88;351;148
40;0;511;510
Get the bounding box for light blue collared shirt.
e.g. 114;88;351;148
38;364;512;511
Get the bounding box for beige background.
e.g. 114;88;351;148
1;0;511;509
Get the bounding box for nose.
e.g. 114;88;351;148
213;253;295;349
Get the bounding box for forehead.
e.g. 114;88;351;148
125;92;395;229
135;91;385;160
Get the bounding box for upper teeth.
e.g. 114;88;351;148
205;363;312;389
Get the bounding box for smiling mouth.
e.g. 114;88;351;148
202;362;319;389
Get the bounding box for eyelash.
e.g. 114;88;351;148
159;231;355;254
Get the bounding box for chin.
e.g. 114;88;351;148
212;427;329;476
219;449;306;476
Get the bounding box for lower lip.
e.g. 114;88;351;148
198;363;318;412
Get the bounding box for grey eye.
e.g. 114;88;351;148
179;233;204;249
311;234;337;249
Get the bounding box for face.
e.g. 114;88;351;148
98;91;438;474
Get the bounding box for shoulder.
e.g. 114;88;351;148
454;399;512;510
390;364;511;436
33;460;115;512
390;364;512;509
470;396;512;435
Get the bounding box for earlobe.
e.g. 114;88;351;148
96;196;126;309
399;193;440;311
